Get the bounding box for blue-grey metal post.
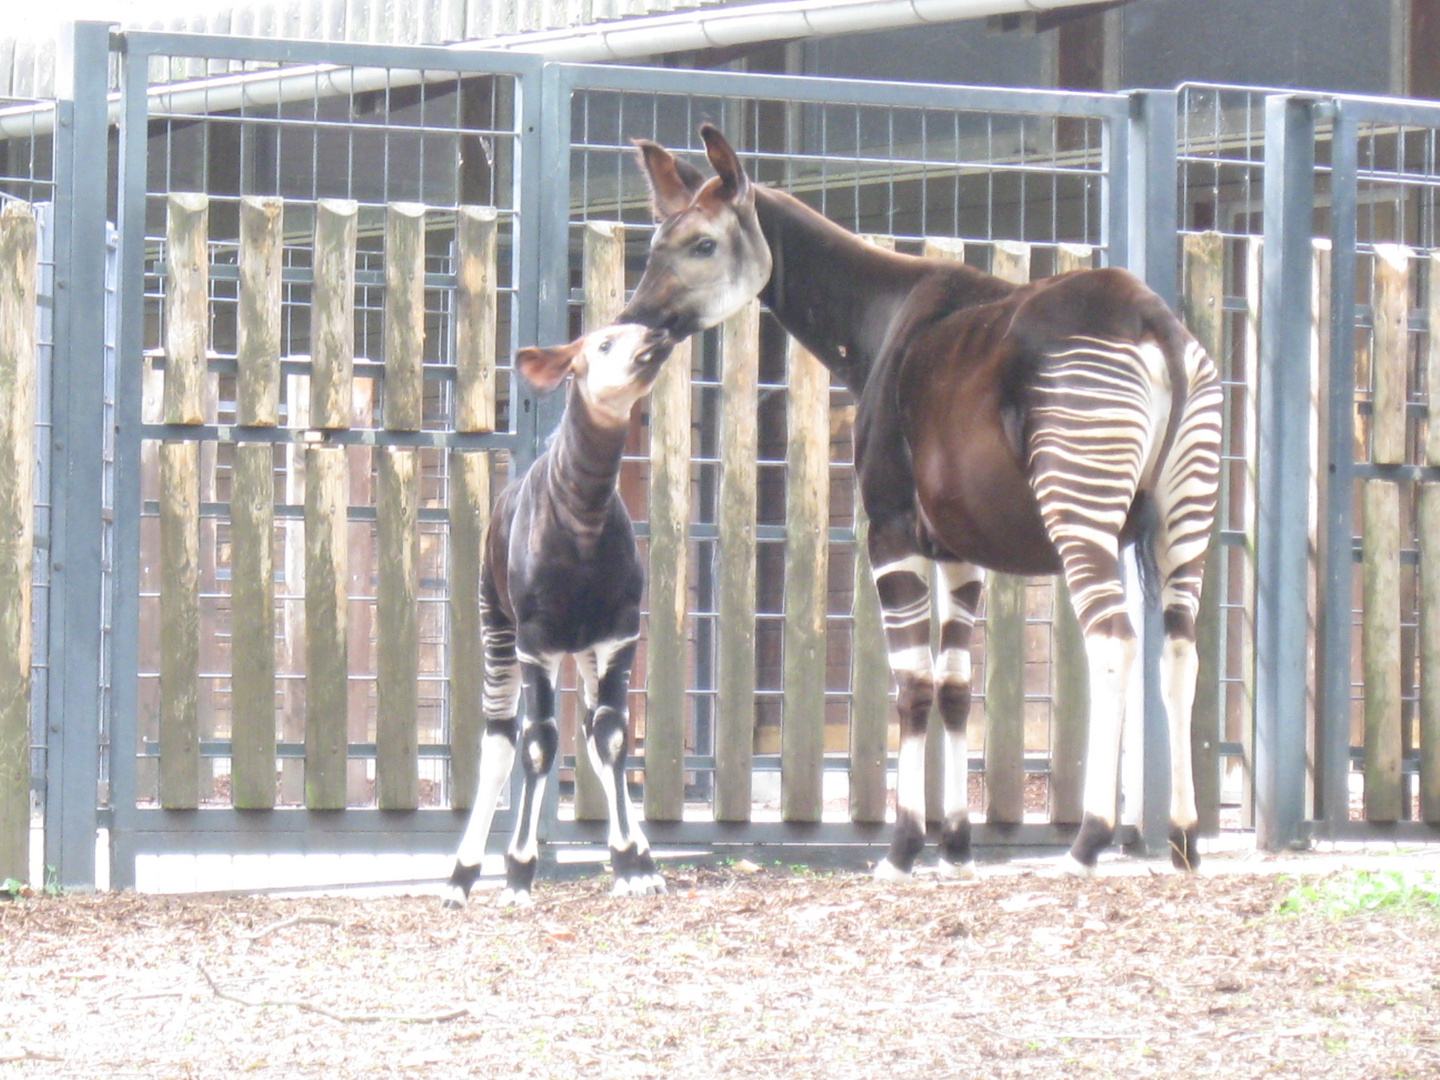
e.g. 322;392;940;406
44;21;114;890
106;37;152;892
1124;90;1179;858
1316;103;1356;833
1255;94;1315;851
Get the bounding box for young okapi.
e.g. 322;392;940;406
620;126;1223;878
443;322;673;908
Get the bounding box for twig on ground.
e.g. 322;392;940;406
196;961;468;1024
0;1049;63;1063
241;915;342;942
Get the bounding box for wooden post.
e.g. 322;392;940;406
571;221;626;821
305;446;349;809
159;442;201;809
1362;478;1402;822
983;241;1031;824
781;336;830;823
455;205;498;434
448;449;489;810
1181;231;1225;834
376;447;419;809
165;193;208;425
384;202;426;432
1049;242;1095;825
230;443;276;809
1421;250;1440;823
237;195;282;427
0;201;36;882
1371;245;1411;466
714;301;760;822
849;236;903;824
311;199;357;430
645;333;692;823
1239;236;1263;827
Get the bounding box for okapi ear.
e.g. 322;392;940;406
632;138;699;219
699;124;751;205
516;338;583;394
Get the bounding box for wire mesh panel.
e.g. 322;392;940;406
546;65;1131;841
1321;95;1440;836
106;32;544;884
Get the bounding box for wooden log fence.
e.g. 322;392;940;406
0;200;37;883
130;205;1440;839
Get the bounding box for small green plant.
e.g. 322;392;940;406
1;877;25;899
1278;869;1440;919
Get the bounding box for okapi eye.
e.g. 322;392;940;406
598;338;613;353
692;237;717;257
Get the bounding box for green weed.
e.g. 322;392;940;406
1278;869;1440;919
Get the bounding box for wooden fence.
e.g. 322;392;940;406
0;199;37;883
135;210;1286;837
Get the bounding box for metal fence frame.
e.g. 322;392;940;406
37;22;1437;892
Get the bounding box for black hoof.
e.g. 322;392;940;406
1067;813;1115;870
1169;824;1202;871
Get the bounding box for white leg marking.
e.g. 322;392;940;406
1058;854;1097;878
1080;631;1137;827
874;732;927;882
454;729;517;869
1162;635;1200;830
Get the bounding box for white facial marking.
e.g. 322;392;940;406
577;323;664;426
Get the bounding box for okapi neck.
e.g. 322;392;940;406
753;185;921;395
540;380;632;514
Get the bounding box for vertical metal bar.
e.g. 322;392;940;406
1255;94;1316;852
108;40;153;892
1121;90;1179;857
43;21;113;890
531;61;569;838
1317;105;1358;831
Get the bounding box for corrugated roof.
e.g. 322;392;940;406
2;0;736;99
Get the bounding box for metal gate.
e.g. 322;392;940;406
18;22;1326;893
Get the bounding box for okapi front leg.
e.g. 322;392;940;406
870;547;936;882
934;561;984;879
577;641;664;897
499;657;561;907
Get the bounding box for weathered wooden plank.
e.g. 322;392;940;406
921;236;965;262
1181;230;1225;834
1420;484;1440;823
230;443;276;809
0;201;36;882
572;220;627;821
1362;478;1402;822
448;449;490;811
781;336;830;823
159;441;201;809
645;336;691;823
455;205;498;434
983;241;1031;825
1371;244;1411;466
850;236;898;825
1236;235;1263;828
165;192;208;426
377;447;420;809
849;500;890;824
1424;250;1440;824
311;199;357;430
304;446;349;809
384;203;426;432
237;195;283;427
1307;238;1332;823
715;300;760;822
1055;243;1094;273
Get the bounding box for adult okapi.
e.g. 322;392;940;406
621;125;1222;879
443;323;673;908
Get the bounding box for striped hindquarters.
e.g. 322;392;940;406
1026;334;1172;633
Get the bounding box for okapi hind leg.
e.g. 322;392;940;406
934;560;984;879
869;543;937;882
497;657;562;908
577;641;665;898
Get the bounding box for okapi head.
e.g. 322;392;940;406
620;124;772;339
516;322;674;427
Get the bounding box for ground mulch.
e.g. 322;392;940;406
2;863;1438;1079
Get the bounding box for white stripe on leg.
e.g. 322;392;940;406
1079;630;1137;828
454;730;516;870
1162;635;1200;830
